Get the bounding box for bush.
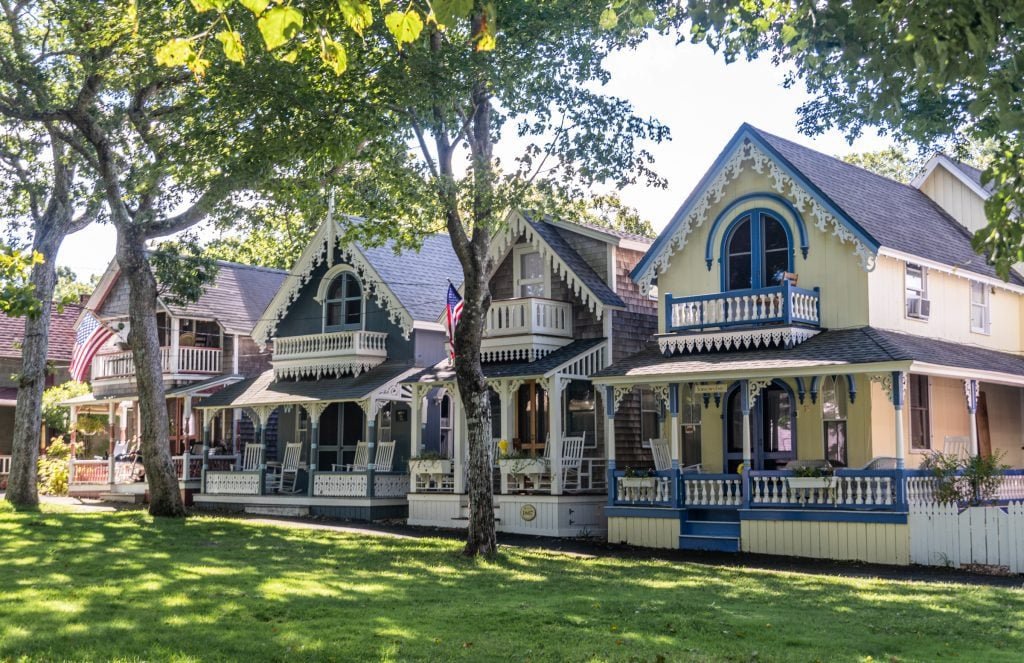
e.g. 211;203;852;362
920;450;1009;505
37;436;71;496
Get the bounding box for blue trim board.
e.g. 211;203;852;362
740;509;908;524
631;124;880;287
606;506;684;519
704;194;809;270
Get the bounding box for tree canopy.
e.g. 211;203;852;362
682;1;1024;277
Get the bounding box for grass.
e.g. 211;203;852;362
0;504;1021;662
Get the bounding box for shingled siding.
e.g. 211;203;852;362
97;276;131;318
555;227;608;282
491;250;515;300
613;390;650;469
237;336;271;377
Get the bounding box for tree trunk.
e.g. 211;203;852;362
456;266;496;556
115;227;186;517
5;223;63;508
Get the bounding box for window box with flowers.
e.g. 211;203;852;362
409;451;453;491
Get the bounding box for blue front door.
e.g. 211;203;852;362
724;382;796;472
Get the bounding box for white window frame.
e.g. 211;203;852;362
322;270;365;333
904;263;929;320
512;245;550;299
969;280;991;335
821;376;849;466
639;387;660;449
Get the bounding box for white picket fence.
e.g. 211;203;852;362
909;502;1024;573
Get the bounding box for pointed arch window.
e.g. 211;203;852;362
723;211;792;290
324;272;363;330
821;376;849;466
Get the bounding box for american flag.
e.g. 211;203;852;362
446;283;463;359
70;311;114;382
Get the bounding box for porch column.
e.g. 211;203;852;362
499;381;513;446
452;388;465;494
118;402;129;445
183;396;194;448
303;403;327;497
69;405;79;457
201;410;213;493
409;386;422;493
739;380;752;470
964;379;980;456
668;383;681;468
366;401;378;499
549;375;564;496
892;371;906;470
107;402;116;484
603;385;616;506
170;316;180;374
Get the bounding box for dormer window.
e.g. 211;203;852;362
514;246;548;298
324;272;363;330
723;211;791;290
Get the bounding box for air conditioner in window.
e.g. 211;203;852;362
907;297;931;320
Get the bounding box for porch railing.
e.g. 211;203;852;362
483;298;573;338
272;330;388;362
92;346;222;380
0;455;10;475
683;473;744;507
906;468;1024;505
748;470;898;508
665;282;820;333
610;469;676;506
70;459;110;484
312;471;408;499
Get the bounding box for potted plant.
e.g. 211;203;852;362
786;465;833;490
619;466;658;489
497;450;548;477
408;451;452;477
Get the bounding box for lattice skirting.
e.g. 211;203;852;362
374;474;410;498
205;471;261;495
314;473;368;497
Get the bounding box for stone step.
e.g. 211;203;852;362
98;492;144;504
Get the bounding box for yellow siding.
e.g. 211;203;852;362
867;255;1023;353
607;516;680;549
741;520;910;565
655;168;870;333
918;166;989;233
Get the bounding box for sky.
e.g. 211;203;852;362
56;33;893;281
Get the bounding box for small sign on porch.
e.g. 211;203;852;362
693;382;728;394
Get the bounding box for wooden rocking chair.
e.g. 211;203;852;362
558;435;587;491
650;438;672;472
372;440;396;472
333;440;368;471
237;443;264;471
268;442;302;493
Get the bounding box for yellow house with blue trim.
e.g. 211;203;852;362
592;125;1024;564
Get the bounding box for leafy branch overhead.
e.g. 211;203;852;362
681;1;1024;279
0;246;44;319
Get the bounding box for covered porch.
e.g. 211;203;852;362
403;339;610;536
191;362;417;519
592;327;1024;562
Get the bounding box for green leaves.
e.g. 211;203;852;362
258;6;305;51
474;3;497;51
0;245;43;319
385;10;423;48
155;38;195;67
598;8;619;31
339;0;373;37
321;36;348;75
216;30;245;63
432;0;472;28
239;0;270;15
189;0;229;13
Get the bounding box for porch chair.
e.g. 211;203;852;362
860;456;899;470
237;443;264;471
372;441;397;472
112;441;129;459
784;459;833;472
268;442;302;493
943;436;971;460
558;435;587;491
650;438;672;472
333;440;369;471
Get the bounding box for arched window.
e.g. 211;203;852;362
723;211;792;290
821;376;849;466
324;272;362;330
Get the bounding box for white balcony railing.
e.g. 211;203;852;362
92;346;222;381
483;298;573;339
271;330;388;379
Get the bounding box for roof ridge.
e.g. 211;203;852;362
212;259;289;274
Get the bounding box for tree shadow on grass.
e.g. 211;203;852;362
0;507;1022;662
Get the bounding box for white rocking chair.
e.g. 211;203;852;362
237;443;264;471
372;440;396;472
333;440;369;471
558;435;587;491
650;438;672;472
268;442;302;493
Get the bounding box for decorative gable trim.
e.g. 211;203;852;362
252;218;414;347
487;211;617;320
632;129;880;296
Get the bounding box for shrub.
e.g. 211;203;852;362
920;451;1009;505
37;436;71;496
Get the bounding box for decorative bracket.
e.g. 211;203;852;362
250;405;276;429
746;379;772;409
870;372;906;406
612;385;634;411
963;379;979;414
301;402;330;425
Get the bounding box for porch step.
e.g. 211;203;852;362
682;520;741;538
244;505;310;517
679;534;740;553
98;492;144;504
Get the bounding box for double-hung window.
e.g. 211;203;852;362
821;376;848;467
514;246;547;298
970;281;991;334
909;375;931;451
640;387;660;448
905;264;929;319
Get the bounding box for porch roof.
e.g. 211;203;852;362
404;338;606;385
591;327;1024;385
196;361;417;409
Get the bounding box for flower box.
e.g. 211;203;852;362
498;457;548;476
786;476;832;490
619;476;658;489
409;459;452;477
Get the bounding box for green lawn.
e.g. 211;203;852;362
0;504;1021;662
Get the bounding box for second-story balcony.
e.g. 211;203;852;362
271;330;388;380
660;282;821;354
92;346;223;383
481;297;573;363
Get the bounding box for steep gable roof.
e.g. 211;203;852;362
252;216;463;345
912;153;995;198
632;124;1020;292
750;128;1019;285
0;302;83;362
